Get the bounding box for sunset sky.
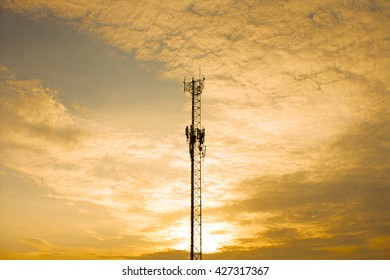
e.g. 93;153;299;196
0;0;389;260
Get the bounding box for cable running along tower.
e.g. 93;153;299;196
185;75;206;260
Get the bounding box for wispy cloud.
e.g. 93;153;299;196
0;65;190;257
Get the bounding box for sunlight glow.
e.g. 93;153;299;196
172;221;234;254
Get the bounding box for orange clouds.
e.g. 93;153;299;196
0;66;189;258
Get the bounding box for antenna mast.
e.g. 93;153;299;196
184;74;206;260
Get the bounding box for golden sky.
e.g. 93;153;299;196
0;0;389;259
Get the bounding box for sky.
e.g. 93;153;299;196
0;0;389;260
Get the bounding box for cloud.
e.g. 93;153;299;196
3;1;388;80
0;166;157;259
0;65;191;257
2;1;388;148
0;65;83;147
205;114;390;258
127;249;188;260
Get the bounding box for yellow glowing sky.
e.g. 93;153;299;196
0;0;389;259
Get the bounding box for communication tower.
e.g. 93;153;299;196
184;75;206;260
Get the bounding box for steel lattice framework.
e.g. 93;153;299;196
184;76;206;260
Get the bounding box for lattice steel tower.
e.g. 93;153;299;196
184;75;206;260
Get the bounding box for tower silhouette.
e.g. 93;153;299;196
184;75;206;260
